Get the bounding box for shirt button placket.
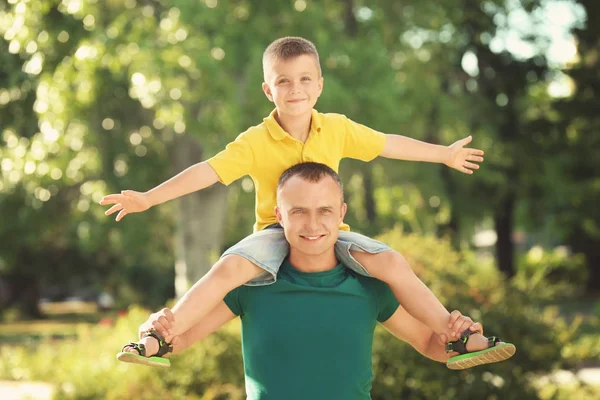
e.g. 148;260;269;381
302;147;311;163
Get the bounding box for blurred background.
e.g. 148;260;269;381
0;0;599;399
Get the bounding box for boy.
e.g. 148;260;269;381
102;37;512;370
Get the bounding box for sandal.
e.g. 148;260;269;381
116;330;173;368
446;329;516;370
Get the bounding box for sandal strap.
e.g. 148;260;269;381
122;342;146;357
487;336;501;348
141;330;173;357
445;328;474;354
446;332;504;354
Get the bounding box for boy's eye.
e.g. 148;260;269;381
301;77;311;81
278;79;289;84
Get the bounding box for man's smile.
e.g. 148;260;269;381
300;234;326;241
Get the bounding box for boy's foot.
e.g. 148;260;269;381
116;330;172;368
446;331;516;370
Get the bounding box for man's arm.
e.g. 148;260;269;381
379;134;484;174
173;301;237;354
380;305;448;363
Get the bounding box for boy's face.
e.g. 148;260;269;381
262;54;323;118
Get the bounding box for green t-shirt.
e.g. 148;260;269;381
224;258;400;400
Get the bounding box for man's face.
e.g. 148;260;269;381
275;175;346;258
262;54;323;118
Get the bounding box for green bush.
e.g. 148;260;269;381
0;230;594;399
369;230;580;399
0;307;244;399
513;245;588;302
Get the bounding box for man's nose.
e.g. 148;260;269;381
306;213;319;230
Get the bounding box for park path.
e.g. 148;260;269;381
0;380;54;400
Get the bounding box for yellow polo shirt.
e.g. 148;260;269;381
207;109;386;232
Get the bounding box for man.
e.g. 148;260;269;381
127;162;509;399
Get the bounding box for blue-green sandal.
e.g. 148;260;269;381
446;329;516;370
116;330;172;368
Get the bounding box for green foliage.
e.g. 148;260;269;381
513;246;588;301
538;385;600;400
0;306;245;400
370;230;585;399
1;0;597;319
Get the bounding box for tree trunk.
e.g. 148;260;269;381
362;167;376;224
439;166;460;246
1;273;43;319
494;193;516;278
568;232;600;293
582;246;600;294
172;135;229;298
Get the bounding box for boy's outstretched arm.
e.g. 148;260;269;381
100;161;220;221
379;134;484;174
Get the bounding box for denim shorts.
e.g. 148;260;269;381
221;226;392;286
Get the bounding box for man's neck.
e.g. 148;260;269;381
275;109;312;143
288;250;338;273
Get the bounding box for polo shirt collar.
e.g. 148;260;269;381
264;108;323;141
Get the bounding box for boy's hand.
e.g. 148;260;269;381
445;136;484;174
139;307;176;343
437;310;483;344
99;190;152;221
447;309;482;338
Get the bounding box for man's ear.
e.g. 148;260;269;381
275;205;283;225
262;82;274;102
340;202;347;222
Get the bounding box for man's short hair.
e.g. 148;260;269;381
277;162;344;202
263;36;322;78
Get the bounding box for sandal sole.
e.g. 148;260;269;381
447;343;516;370
116;351;171;368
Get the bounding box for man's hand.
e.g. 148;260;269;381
139;308;176;343
445;136;484;174
437;309;483;345
99;190;152;221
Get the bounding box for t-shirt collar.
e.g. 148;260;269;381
264;108;323;141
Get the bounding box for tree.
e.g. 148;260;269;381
544;0;600;291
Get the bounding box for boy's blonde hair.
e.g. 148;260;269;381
262;36;322;80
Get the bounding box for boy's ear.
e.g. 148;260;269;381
318;76;324;95
262;82;274;102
